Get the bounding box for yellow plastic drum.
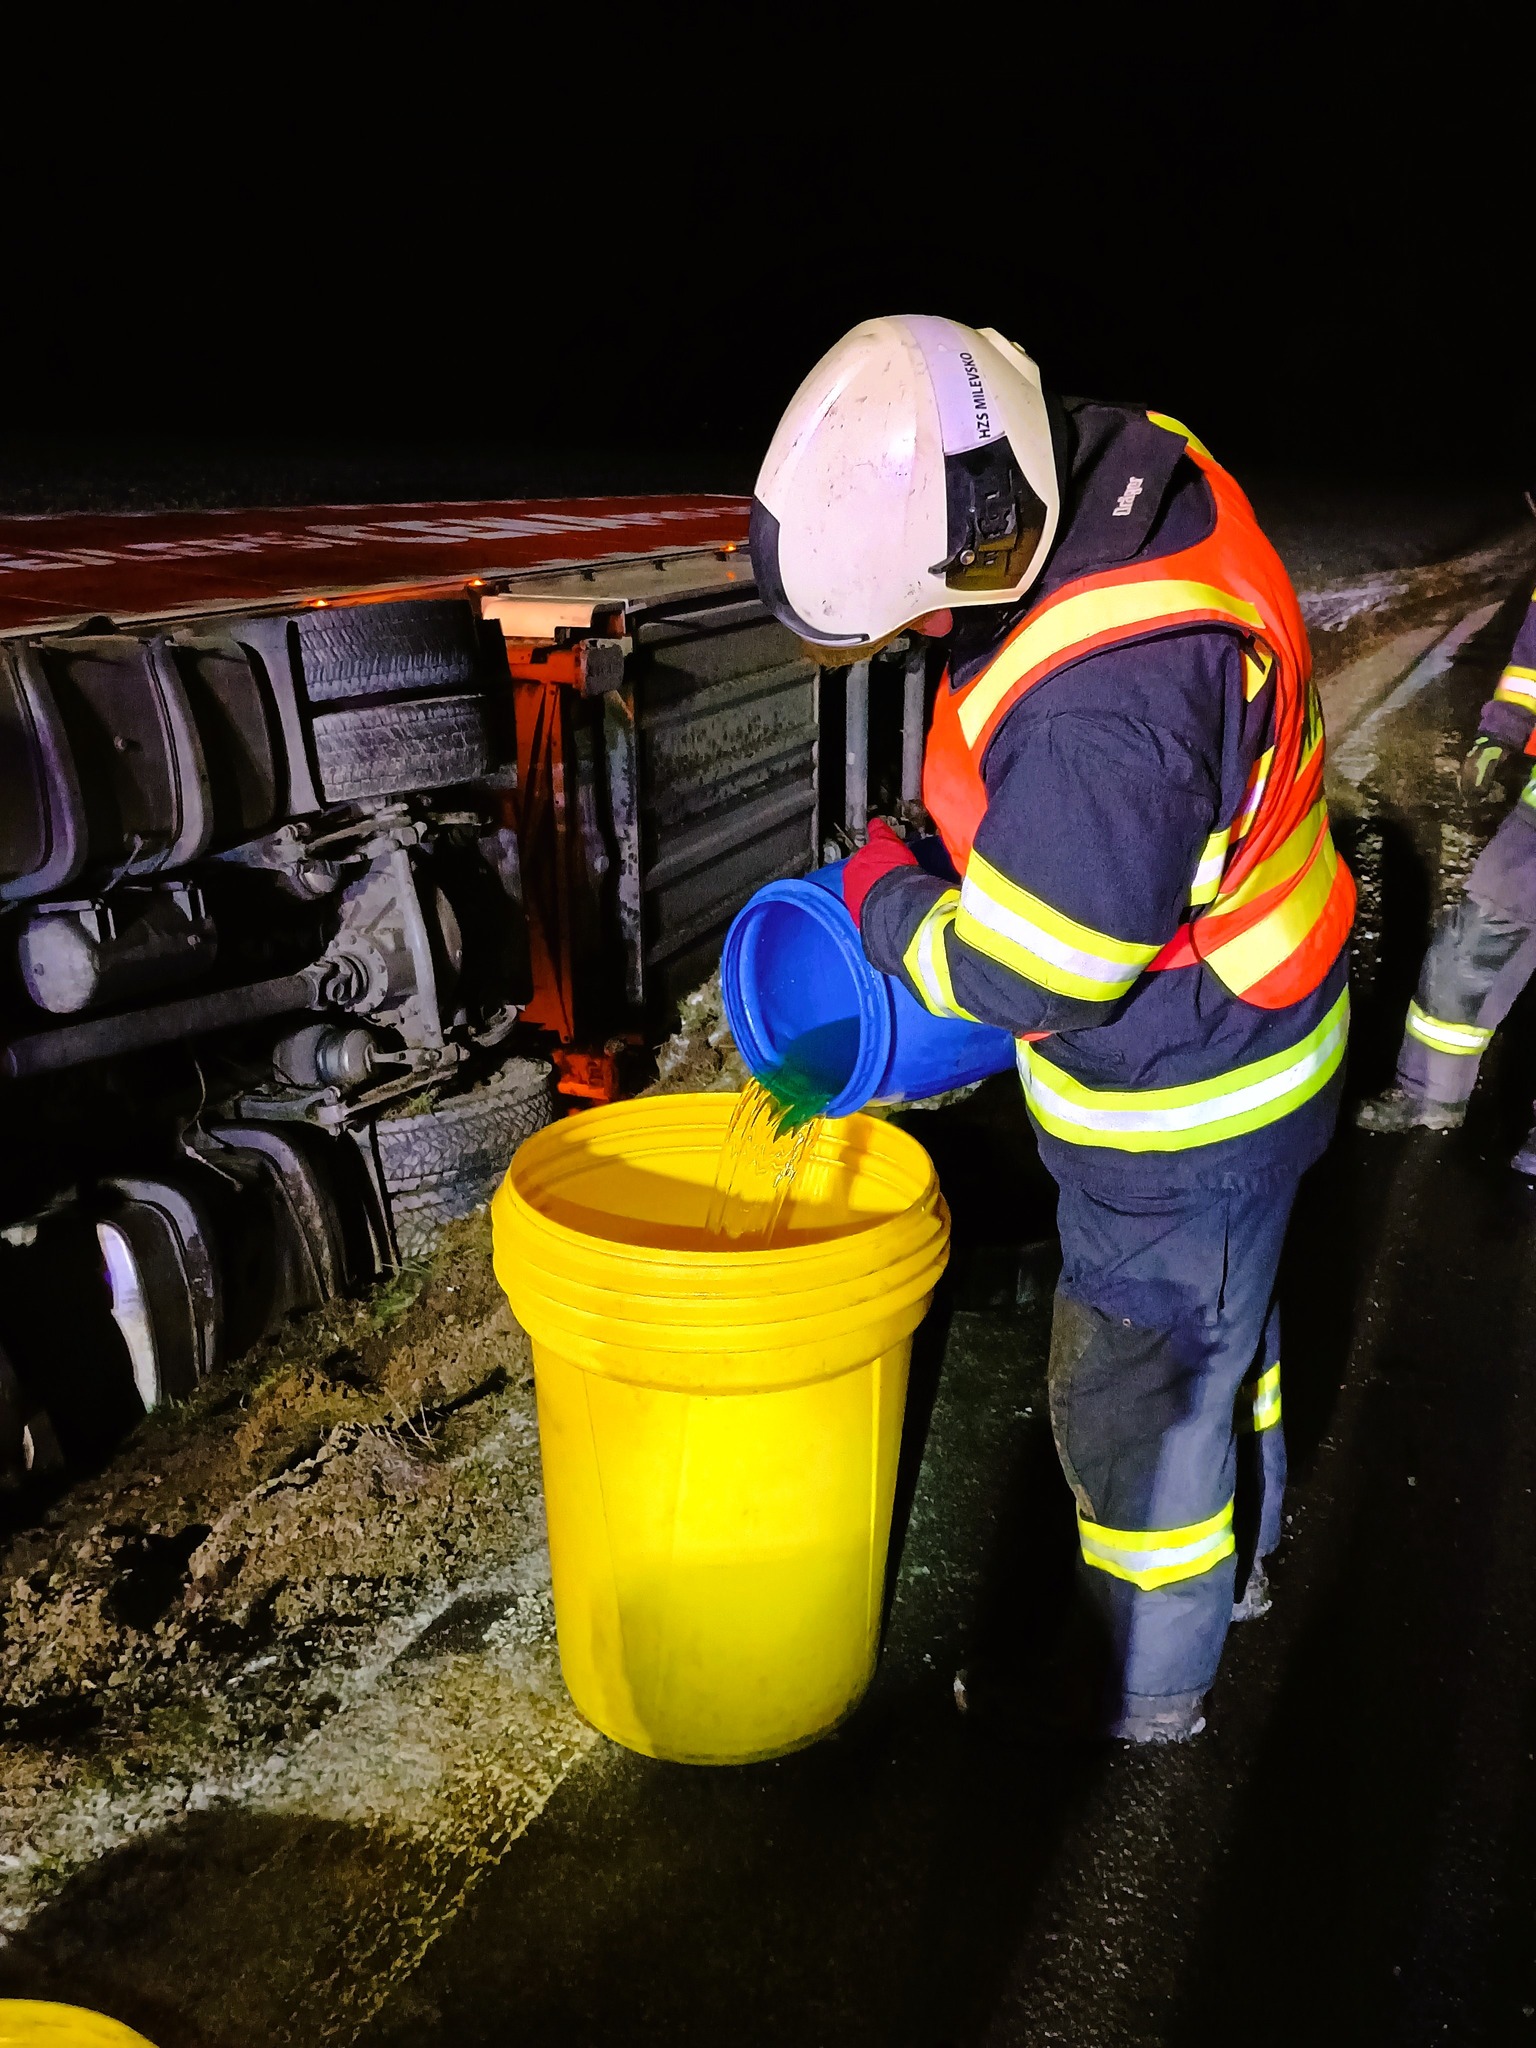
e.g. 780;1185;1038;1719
491;1093;949;1764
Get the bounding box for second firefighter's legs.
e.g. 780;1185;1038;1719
1047;1169;1298;1739
1396;895;1532;1107
1359;807;1536;1135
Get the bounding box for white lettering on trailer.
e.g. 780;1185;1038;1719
0;506;735;576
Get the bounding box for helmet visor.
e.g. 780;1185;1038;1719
749;496;874;647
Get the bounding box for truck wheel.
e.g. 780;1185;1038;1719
374;1056;555;1261
294;599;482;704
310;695;492;802
97;1174;223;1409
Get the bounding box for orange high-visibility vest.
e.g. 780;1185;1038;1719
922;417;1355;1010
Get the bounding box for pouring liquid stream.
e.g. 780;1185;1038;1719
706;1071;831;1246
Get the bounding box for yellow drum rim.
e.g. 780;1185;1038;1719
0;2003;160;2048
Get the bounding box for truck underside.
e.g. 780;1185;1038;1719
0;496;938;1493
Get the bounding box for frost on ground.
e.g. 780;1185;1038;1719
1300;569;1416;635
0;1208;596;2044
645;970;750;1095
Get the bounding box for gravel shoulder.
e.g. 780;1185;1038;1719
0;1212;596;2042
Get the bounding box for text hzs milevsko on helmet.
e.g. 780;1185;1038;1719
749;316;1061;649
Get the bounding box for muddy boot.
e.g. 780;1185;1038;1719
1354;1087;1465;1134
1231;1561;1272;1623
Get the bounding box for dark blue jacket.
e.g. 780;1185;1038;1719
862;401;1348;1194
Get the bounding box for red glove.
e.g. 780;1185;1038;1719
841;819;918;926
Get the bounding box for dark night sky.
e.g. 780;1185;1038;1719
3;25;1529;501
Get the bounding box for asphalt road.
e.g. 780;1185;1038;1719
354;574;1536;2048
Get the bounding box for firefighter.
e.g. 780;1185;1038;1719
750;318;1354;1742
1356;582;1536;1165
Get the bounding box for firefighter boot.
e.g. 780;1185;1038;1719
1354;1087;1465;1134
1106;1691;1207;1744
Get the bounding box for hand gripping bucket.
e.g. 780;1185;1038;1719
492;1095;950;1764
719;857;1015;1116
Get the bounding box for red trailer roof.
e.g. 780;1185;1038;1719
0;494;753;633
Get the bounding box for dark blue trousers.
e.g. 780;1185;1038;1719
1048;1166;1295;1705
1397;804;1536;1106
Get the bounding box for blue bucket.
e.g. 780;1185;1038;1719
719;855;1017;1118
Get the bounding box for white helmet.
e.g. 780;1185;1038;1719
750;315;1061;650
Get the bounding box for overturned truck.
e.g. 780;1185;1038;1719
0;494;942;1490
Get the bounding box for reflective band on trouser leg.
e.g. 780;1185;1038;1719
1020;986;1349;1152
1237;1361;1281;1433
1495;664;1536;713
1078;1500;1235;1592
1403;1002;1493;1056
956;851;1159;1002
1521;768;1536;815
900;889;978;1021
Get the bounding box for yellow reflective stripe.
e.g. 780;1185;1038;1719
1145;410;1215;464
1020;986;1349;1151
901;889;978;1021
1238;1362;1282;1434
1199;816;1340;994
1189;826;1230;906
1231;747;1274;842
957;578;1266;746
1404;1001;1492;1054
956;850;1160;1002
1244;646;1275;701
1218;799;1326;916
1252;1362;1282;1431
1078;1499;1235;1591
1299;706;1325;780
1495;665;1536;710
1305;679;1325;750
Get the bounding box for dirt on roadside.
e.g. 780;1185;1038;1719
643;971;750;1096
0;967;756;1934
0;1207;547;1918
1303;528;1536;690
